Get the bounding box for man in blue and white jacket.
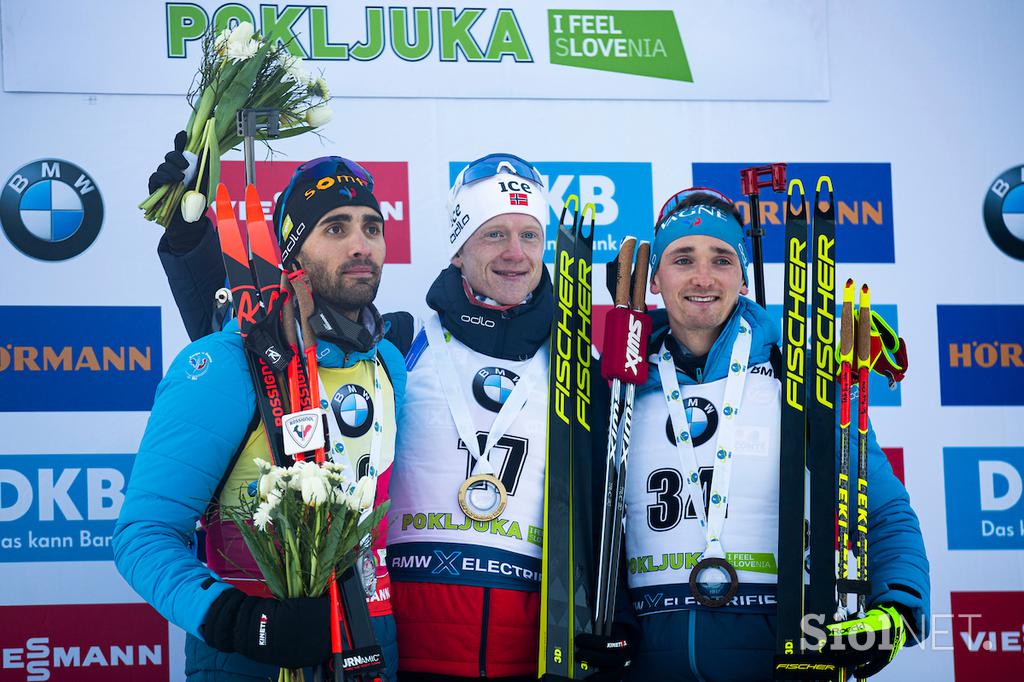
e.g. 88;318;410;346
621;189;930;681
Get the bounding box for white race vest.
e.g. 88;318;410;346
388;327;549;591
625;351;782;614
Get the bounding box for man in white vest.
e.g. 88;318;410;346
621;188;930;681
386;154;631;681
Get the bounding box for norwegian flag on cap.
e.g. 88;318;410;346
509;192;528;206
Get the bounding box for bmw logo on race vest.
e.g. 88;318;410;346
472;366;521;413
332;384;375;438
0;159;103;261
664;396;719;448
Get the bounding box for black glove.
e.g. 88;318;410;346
148;130;210;254
574;625;633;682
820;604;907;679
202;588;331;669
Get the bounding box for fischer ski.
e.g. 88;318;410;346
539;195;595;678
807;178;837;631
774;179;811;677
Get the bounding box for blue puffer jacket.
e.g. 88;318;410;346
113;321;406;682
624;298;930;682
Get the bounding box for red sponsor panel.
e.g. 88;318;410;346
951;591;1024;681
882;447;904;484
0;603;168;681
219;160;411;263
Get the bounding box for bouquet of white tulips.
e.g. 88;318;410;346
224;458;387;605
139;21;332;227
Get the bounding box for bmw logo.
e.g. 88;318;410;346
984;165;1024;260
664;397;718;447
0;159;103;261
472;366;520;413
332;384;374;437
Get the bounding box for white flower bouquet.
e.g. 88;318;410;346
225;459;387;604
139;21;332;227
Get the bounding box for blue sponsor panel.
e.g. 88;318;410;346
690;163;895;263
449;161;653;263
0;306;162;412
944;447;1024;550
937;305;1024;406
389;541;541;592
766;303;901;407
0;454;135;561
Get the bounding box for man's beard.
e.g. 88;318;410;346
305;258;381;314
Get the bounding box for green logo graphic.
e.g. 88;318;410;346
548;9;692;82
166;5;532;63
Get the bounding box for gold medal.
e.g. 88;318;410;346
458;473;508;522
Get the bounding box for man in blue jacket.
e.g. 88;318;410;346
113;158;407;681
621;189;930;681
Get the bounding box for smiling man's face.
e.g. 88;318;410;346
452;213;545;305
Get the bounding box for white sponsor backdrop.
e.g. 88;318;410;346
0;1;1022;680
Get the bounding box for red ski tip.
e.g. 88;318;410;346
861;284;869;293
845;278;854;287
245;184;267;226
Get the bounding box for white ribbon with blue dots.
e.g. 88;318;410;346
657;318;753;561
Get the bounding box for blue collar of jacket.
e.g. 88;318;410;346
222;316;388;369
642;297;779;391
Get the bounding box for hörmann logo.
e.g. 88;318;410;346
692;163;895;263
0;604;168;681
937;305;1023;406
0;306;161;412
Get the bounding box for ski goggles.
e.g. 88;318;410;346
453;153;545;190
656;187;735;231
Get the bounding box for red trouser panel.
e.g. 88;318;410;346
391;580;539;677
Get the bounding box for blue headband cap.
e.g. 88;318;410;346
650;204;750;282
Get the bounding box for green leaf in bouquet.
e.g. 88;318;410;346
206;126;221;202
214;41;273;142
310;501;390;596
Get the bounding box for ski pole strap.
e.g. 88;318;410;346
334;567;386;680
657;319;753;559
833;309;908;388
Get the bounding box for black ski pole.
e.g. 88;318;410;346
739;164;787;307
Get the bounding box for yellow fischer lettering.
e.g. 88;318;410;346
814;233;836;408
785;236;807;411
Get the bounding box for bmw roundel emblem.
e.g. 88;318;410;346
472;367;521;413
984;165;1024;261
664;396;719;448
0;159;103;261
332;384;374;437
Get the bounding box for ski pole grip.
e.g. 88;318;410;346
632;241;651;312
840;279;855;362
613;237;636;307
857;285;871;368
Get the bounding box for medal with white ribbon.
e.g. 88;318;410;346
425;314;545;522
318;357;384;596
658;318;753;607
